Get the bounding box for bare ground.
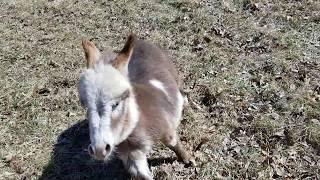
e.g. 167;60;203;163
0;0;320;179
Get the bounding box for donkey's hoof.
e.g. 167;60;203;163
182;156;196;167
188;157;197;167
189;157;197;166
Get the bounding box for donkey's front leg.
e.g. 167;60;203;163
119;150;153;180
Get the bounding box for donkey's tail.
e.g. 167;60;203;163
179;88;189;107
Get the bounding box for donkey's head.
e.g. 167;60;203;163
78;35;139;161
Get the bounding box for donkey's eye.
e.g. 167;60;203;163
112;101;120;111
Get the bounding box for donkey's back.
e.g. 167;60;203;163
129;39;180;89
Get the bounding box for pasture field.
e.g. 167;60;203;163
0;0;319;179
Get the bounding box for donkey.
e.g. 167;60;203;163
78;34;194;179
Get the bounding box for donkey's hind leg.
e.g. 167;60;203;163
162;91;196;166
161;132;195;166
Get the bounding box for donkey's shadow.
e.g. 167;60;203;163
40;120;176;180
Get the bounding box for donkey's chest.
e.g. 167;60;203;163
117;130;153;153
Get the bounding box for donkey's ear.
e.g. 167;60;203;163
113;34;136;76
82;39;101;68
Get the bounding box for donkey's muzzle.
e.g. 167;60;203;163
88;143;112;160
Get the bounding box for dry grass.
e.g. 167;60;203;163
0;0;320;179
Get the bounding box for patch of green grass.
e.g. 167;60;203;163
251;116;282;136
307;120;320;149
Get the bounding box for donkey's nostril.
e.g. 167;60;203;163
88;145;94;155
105;144;111;153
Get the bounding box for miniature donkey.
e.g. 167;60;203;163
78;34;194;179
